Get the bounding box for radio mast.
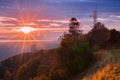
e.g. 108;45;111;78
93;7;97;25
90;6;98;26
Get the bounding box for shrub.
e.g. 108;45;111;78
56;34;93;76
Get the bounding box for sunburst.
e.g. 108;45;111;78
20;26;35;34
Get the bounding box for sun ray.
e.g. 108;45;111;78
21;35;26;53
0;0;40;66
12;0;41;64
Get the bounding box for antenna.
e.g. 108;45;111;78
93;6;97;25
90;6;98;26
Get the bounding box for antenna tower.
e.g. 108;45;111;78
93;7;98;25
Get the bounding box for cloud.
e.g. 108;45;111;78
98;18;108;21
110;15;120;18
38;19;68;24
0;16;17;22
35;28;68;32
49;23;61;27
28;23;36;26
0;22;15;27
0;16;18;27
37;19;69;28
0;40;53;43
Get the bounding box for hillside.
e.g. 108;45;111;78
0;52;39;78
75;48;120;80
1;48;120;80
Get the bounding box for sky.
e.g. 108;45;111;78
0;0;120;60
0;0;120;43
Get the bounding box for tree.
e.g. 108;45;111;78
109;29;120;46
56;34;93;76
89;22;111;48
69;18;81;35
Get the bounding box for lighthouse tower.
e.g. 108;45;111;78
69;18;80;35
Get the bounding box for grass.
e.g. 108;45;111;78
110;49;120;63
76;48;120;80
83;64;120;80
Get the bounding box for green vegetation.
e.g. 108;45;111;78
110;49;120;63
31;34;93;80
57;34;93;75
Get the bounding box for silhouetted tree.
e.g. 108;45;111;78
89;22;111;48
109;29;120;46
69;18;81;35
57;34;93;76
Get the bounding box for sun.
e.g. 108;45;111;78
20;26;35;34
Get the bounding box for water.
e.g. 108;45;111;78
0;41;59;61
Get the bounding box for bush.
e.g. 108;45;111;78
56;34;93;76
